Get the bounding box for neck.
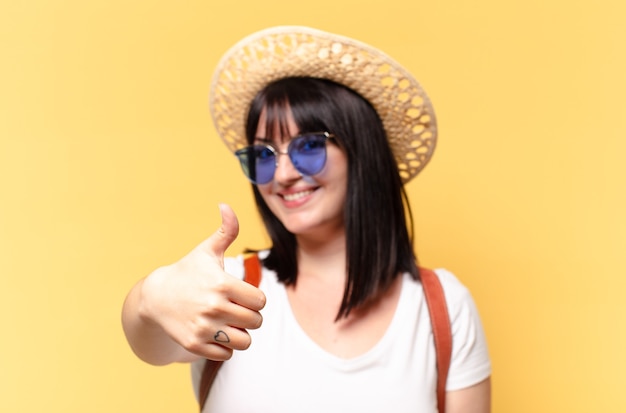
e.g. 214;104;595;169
295;230;347;285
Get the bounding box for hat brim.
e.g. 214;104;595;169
209;26;437;183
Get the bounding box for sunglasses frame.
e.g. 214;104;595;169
235;131;336;184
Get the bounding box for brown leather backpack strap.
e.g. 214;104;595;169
198;359;223;412
243;252;262;288
420;267;452;413
199;254;262;412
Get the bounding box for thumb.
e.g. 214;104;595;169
202;203;240;259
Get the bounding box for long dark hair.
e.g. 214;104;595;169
245;77;419;319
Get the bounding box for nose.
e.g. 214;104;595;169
273;151;300;183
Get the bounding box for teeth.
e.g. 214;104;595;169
283;190;313;201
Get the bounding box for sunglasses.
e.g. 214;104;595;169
234;132;335;184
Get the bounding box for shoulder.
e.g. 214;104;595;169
420;268;475;314
402;267;483;331
430;268;485;329
433;267;471;297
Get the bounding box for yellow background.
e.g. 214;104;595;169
1;0;624;411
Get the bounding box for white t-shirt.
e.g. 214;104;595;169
192;254;491;413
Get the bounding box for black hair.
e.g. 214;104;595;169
245;77;419;319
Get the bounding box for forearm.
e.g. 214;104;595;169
121;276;199;365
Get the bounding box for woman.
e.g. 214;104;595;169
122;26;491;412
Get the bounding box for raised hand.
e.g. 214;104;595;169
122;204;266;364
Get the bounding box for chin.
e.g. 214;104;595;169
284;216;344;239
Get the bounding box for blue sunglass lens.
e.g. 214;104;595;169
235;133;330;184
288;134;328;176
236;146;276;184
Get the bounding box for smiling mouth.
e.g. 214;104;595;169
281;189;315;202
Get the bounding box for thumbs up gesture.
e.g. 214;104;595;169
123;204;266;364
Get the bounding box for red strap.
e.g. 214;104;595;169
199;254;262;412
243;253;262;288
200;258;452;413
420;267;453;413
198;359;222;411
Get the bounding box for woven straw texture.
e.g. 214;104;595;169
209;26;437;182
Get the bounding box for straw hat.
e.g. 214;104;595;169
209;26;437;183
